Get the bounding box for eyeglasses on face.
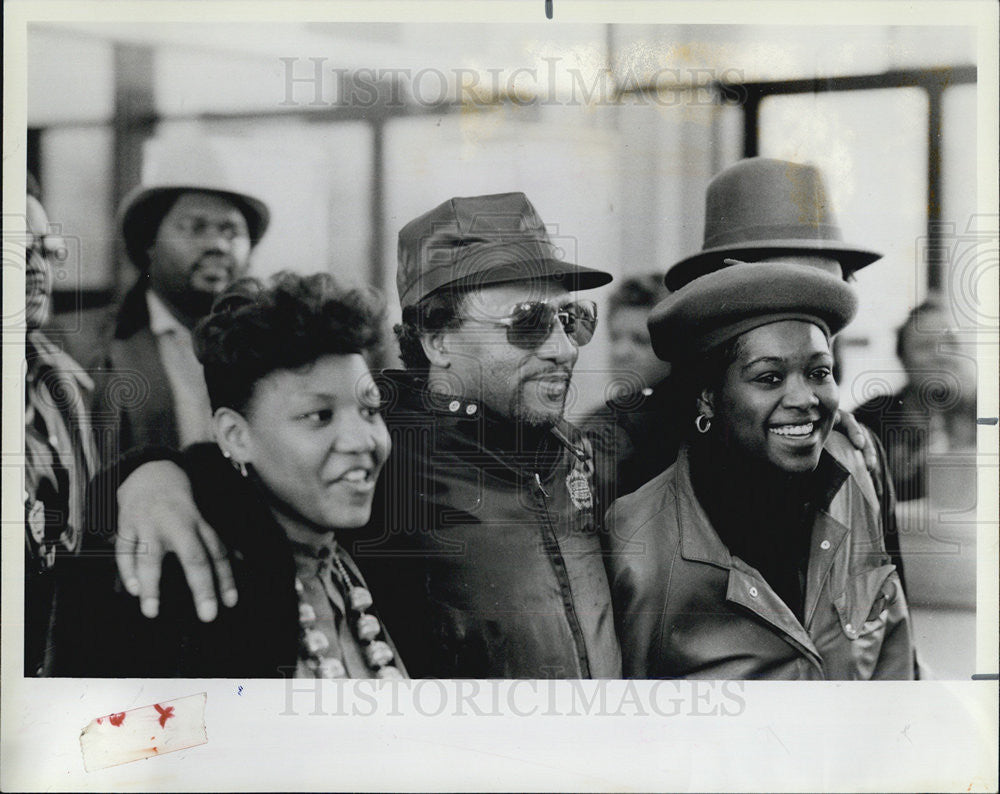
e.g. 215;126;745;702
170;216;249;241
26;233;69;263
462;298;598;350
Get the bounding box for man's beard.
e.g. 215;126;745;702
508;380;568;428
180;253;241;320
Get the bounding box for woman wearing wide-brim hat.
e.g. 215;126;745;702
605;262;916;680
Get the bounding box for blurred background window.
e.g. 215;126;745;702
757;85;932;409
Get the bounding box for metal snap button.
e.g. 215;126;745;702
466;403;477;415
448;400;460;412
820;539;831;550
748;586;758;598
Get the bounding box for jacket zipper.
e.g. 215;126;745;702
533;472;549;498
533;470;592;679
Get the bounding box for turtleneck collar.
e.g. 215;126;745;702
687;433;826;621
689;432;817;511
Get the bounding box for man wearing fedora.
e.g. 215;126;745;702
589;157;905;585
589;158;887;503
94;192;623;679
88;176;269;463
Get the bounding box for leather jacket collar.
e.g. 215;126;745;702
376;368;590;482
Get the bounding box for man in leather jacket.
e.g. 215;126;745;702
105;192;622;678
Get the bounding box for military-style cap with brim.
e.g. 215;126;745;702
648;261;858;363
396;192;613;308
665;158;882;291
120;184;270;271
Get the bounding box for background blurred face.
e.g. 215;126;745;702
445;280;580;427
147;191;252;322
24;195;58;329
241;354;390;530
608;305;670;388
711;320;839;473
899;305;977;406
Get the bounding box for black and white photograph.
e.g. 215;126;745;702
2;0;998;790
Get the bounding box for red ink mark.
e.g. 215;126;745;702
154;703;175;728
108;712;126;726
96;718;103;725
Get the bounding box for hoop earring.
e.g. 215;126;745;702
695;414;711;434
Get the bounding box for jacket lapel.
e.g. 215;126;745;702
108;327;179;449
725;562;823;667
802;510;850;630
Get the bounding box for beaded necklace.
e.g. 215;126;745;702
295;546;403;679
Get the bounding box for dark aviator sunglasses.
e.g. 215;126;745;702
465;299;598;350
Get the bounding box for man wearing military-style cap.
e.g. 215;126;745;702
107;192;623;679
359;192;620;678
87;147;270;464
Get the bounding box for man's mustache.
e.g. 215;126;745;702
522;367;573;383
191;252;238;271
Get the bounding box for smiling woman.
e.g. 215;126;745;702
707;320;839;475
195;275;390;535
55;273;405;679
607;263;917;680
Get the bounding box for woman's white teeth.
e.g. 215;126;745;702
341;469;369;482
770;422;814;437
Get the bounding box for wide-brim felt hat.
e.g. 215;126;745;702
118;136;272;270
120;184;270;270
648;261;858;363
396;191;613;308
664;157;882;291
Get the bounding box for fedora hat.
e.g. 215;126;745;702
396;192;612;308
649;261;858;364
119;136;270;270
664;158;881;291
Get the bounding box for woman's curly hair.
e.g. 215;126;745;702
194;271;384;413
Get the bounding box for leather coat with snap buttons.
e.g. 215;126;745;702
606;432;915;680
